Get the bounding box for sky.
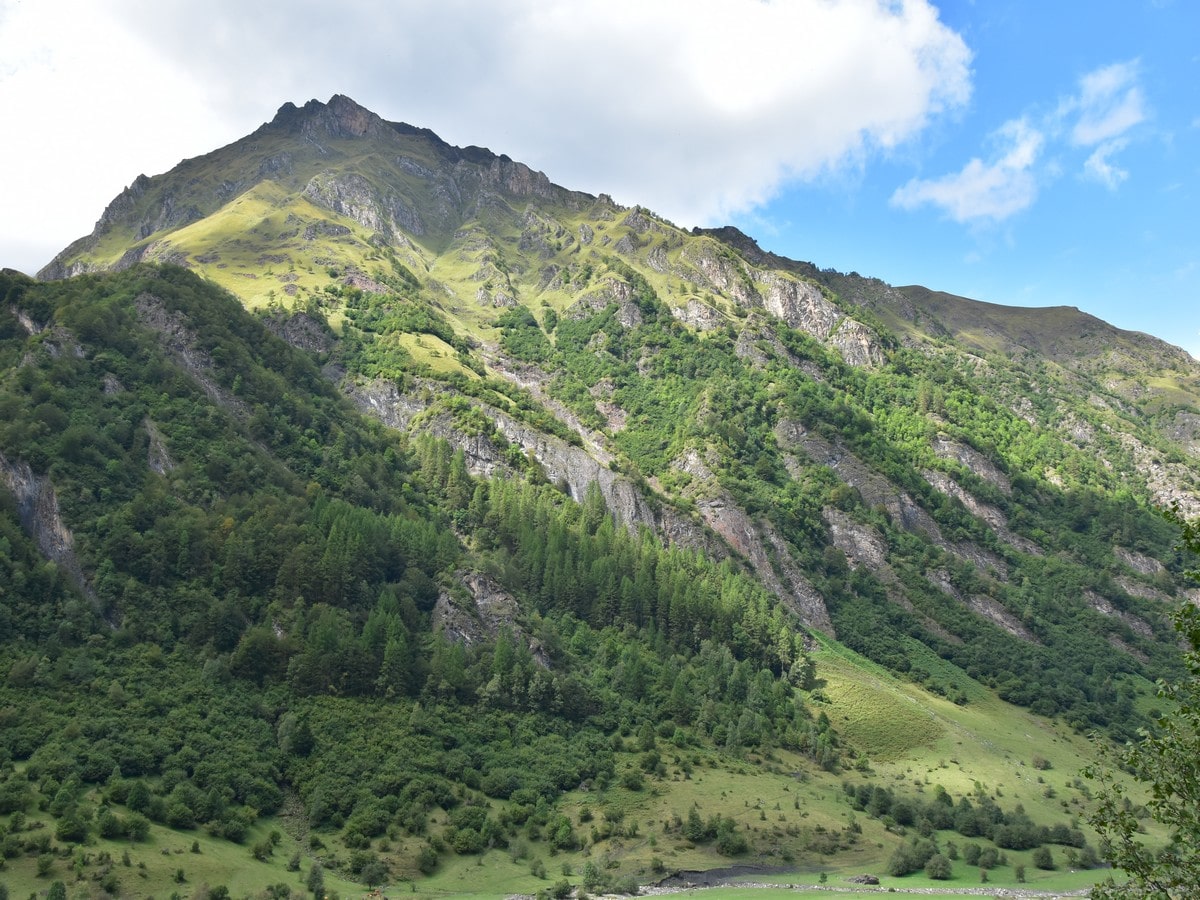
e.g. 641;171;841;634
1;0;1197;357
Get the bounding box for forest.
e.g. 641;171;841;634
0;259;1193;894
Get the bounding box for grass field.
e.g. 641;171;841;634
0;632;1137;900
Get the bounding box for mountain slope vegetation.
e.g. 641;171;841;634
2;94;1199;895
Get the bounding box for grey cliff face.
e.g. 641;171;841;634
0;450;97;612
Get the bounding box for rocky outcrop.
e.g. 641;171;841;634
10;305;41;335
922;469;1041;556
433;571;547;666
1114;546;1166;578
780;420;1007;578
822;507;958;642
39;172;204;280
931;438;1012;495
683;241;761;309
344;378;726;560
565;278;643;328
1168;411;1200;456
144;419;175;475
671;298;726;331
134;293;249;418
261;311;336;354
925;568;1037;643
347;377;838;633
823;507;893;577
1085;590;1157;640
0;451;96;609
778;421;941;540
676;449;833;634
304;173;393;236
828;319;886;367
519;209;571;259
590;380;627;433
1112;430;1200;517
343;272;390;294
277;93;394;142
760;273;838;336
1108;634;1149;664
758;273;885;366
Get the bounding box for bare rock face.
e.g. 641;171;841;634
1114;546;1166;578
261;311;335;354
777;421;941;540
829;319;886;367
0;451;96;608
1113;429;1200;517
759;273;886;366
144;419;175;475
343;272;390;294
343;378;726;562
781;420;1008;578
922;469;1041;556
760;273;838;335
1167;411;1200;455
134;293;248;418
564;278;643;328
1085;590;1157;639
931;438;1012;495
926;568;1038;643
281;93;392;141
476;155;558;201
10;305;41;335
432;571;548;666
675;449;834;634
681;243;884;365
670;298;725;331
824;507;891;575
304;173;389;234
683;241;762;309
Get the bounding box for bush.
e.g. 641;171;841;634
925;854;952;880
1033;846;1055;870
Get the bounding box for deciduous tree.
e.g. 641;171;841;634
1086;515;1200;898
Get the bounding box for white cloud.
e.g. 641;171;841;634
1069;60;1146;146
0;0;972;271
1083;139;1130;190
0;0;242;274
890;57;1149;229
890;118;1043;223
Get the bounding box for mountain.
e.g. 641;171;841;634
3;94;1199;894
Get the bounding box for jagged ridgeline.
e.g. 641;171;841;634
3;94;1200;887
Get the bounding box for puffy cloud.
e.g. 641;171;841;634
97;0;971;226
890;118;1043;223
1069;60;1146;147
890;58;1148;229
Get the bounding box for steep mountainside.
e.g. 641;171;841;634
3;94;1198;893
42;95;1200;687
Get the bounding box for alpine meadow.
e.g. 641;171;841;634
2;95;1199;899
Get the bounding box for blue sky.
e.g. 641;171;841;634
1;0;1197;357
733;1;1200;358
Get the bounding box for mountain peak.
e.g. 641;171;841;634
267;93;385;140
